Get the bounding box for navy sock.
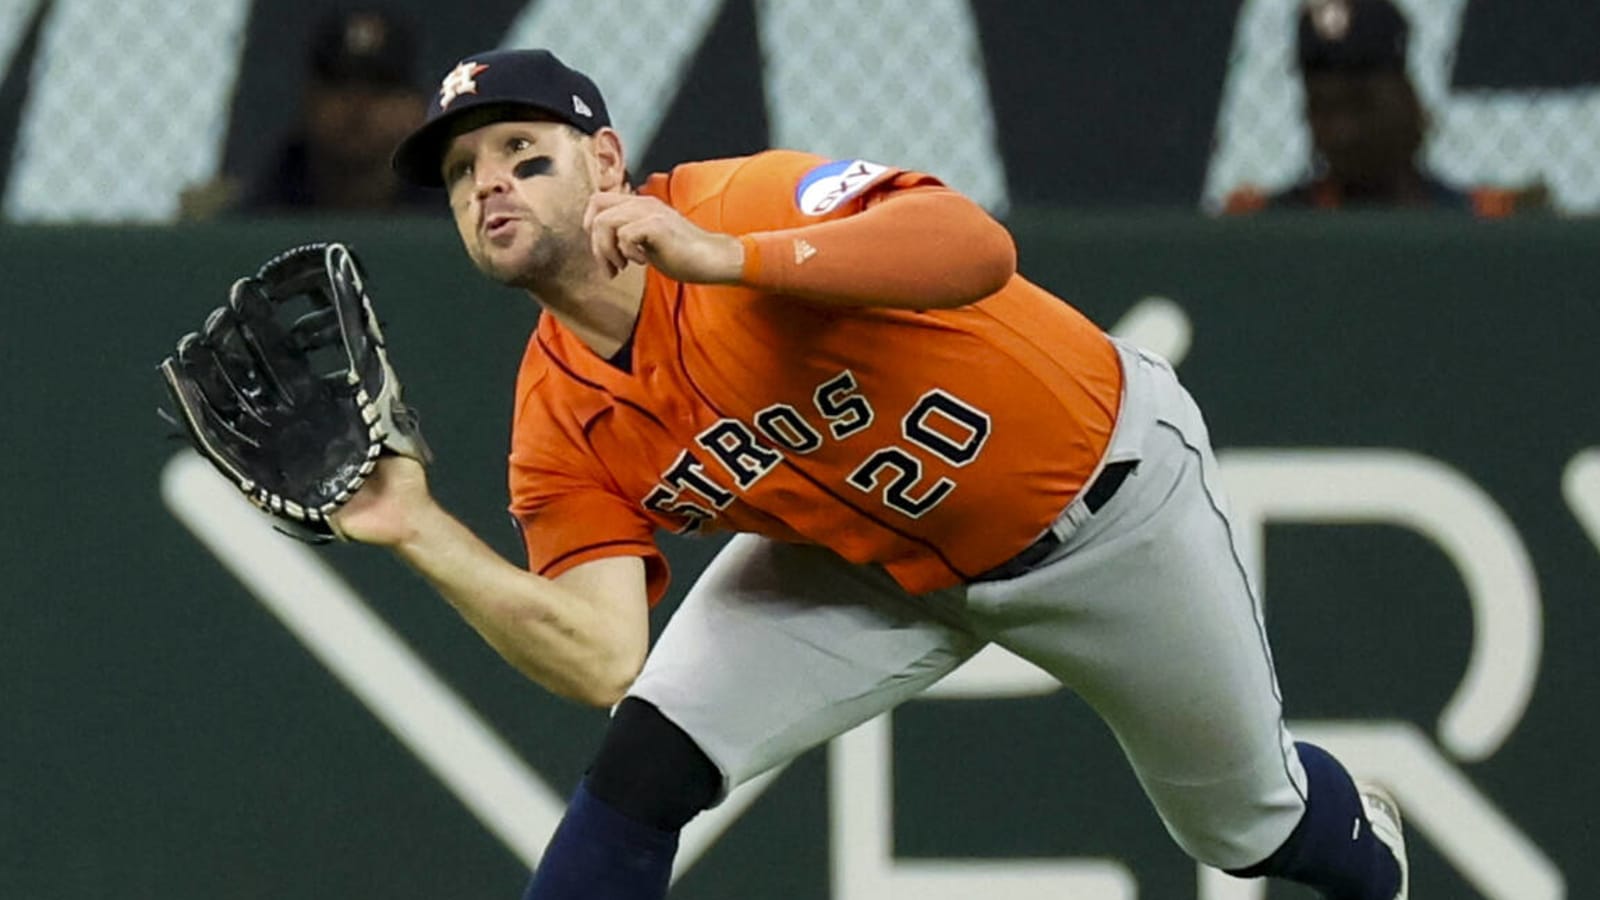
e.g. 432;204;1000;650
1226;742;1399;899
521;778;679;900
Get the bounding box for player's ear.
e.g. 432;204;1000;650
590;127;629;192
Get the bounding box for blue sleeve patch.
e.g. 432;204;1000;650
794;159;891;215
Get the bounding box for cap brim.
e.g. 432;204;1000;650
390;98;563;187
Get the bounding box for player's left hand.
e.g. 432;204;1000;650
327;454;434;548
584;192;745;284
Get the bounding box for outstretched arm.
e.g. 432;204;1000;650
332;456;650;708
584;185;1016;310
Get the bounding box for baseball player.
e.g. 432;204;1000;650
338;48;1409;899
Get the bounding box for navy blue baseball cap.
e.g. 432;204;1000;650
391;48;611;186
1297;0;1410;74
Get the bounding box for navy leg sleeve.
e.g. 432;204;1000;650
1226;742;1400;900
520;778;678;900
520;699;720;899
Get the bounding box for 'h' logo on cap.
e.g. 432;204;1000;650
438;61;488;110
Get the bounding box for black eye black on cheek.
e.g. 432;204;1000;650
514;156;555;180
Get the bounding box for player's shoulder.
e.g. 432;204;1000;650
676;149;827;179
648;150;918;233
660;150;910;208
646;150;821;211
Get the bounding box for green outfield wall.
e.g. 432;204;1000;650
2;213;1595;899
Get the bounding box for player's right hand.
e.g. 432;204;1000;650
584;192;745;283
329;455;435;547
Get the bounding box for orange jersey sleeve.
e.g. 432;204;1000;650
507;344;672;605
641;150;920;232
737;186;1016;308
646;151;1015;307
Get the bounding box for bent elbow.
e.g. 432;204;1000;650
578;673;632;708
928;224;1017;309
580;681;631;709
549;670;632;709
576;649;646;709
973;227;1018;297
506;645;644;708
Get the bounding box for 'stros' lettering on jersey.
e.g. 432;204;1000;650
640;451;733;533
641;373;992;532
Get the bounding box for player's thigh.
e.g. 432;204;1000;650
970;378;1304;866
628;533;984;800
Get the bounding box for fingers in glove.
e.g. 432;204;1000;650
176;331;270;448
182;325;261;426
287;306;376;394
286;307;342;354
228;277;314;409
326;245;374;366
322;244;389;392
203;302;295;423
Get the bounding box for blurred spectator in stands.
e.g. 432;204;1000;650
1225;0;1535;216
182;8;436;218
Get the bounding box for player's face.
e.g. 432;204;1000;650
441;119;598;288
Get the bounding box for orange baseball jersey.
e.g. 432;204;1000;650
509;150;1122;602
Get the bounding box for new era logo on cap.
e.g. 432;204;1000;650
572;94;592;117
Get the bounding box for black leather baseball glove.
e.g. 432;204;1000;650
158;242;430;542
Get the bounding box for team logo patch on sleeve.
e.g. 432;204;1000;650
795;159;890;215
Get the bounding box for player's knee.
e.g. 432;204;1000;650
586;697;723;831
1172;824;1274;872
1155;787;1306;871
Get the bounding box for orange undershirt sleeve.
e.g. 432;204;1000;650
736;186;1017;309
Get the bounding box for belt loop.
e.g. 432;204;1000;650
976;459;1138;584
1051;501;1094;543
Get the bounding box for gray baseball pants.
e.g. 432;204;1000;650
627;339;1308;869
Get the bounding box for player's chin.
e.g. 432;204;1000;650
466;237;526;282
475;244;547;289
478;256;529;288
